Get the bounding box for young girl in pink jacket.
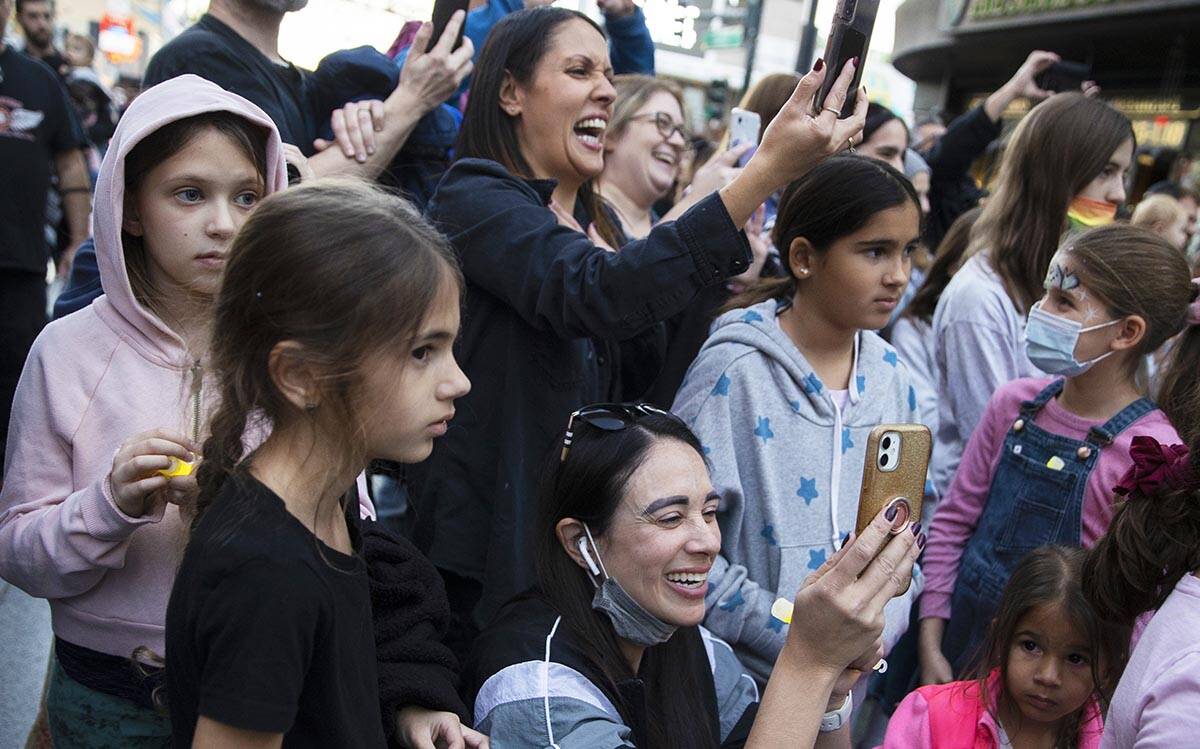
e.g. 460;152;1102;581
0;75;286;742
883;546;1126;749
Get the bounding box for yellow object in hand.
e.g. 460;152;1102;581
771;597;794;625
158;457;195;478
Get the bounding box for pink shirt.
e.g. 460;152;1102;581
880;669;1104;748
921;377;1178;620
1103;574;1200;748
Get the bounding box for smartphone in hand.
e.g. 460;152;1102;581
814;0;880;118
854;424;931;537
1035;61;1091;93
729;107;762;151
428;0;470;52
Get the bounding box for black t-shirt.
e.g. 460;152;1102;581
0;45;86;272
166;473;386;747
144;13;316;154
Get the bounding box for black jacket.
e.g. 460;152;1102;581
412;158;750;626
363;521;469;744
925;104;1003;249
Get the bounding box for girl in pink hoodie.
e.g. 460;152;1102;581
0;75;286;743
882;546;1126;749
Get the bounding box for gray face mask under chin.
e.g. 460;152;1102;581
580;523;678;648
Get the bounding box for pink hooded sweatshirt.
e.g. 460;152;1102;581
0;75;286;660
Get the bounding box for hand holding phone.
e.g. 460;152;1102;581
854;424;931;537
814;0;879;117
428;0;470;52
729;108;762;151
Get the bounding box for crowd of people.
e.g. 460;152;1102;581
3;0;1200;746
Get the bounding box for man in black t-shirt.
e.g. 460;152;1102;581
144;0;471;180
14;0;65;76
0;0;90;477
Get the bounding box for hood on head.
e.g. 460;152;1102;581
93;74;286;359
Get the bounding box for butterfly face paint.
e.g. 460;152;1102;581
1044;253;1102;322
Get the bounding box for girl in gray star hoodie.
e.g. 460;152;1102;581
674;155;929;683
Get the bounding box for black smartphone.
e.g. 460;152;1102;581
814;0;879;118
428;0;470;53
1035;61;1090;94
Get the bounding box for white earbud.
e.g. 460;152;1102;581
578;537;601;577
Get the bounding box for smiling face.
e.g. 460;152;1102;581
603;90;687;206
1003;603;1098;731
123;126;264;300
1076;138;1133;206
861;119;908;172
359;279;470;464
791;202;921;332
505;18;615;187
589;439;721;628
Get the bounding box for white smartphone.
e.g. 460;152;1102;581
729;107;761;150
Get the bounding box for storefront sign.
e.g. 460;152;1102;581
965;0;1145;22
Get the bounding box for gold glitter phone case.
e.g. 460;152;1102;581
854;424;931;536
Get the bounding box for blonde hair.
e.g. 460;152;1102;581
1132;194;1186;236
609;75;685;142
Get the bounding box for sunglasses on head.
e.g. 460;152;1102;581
560;403;679;463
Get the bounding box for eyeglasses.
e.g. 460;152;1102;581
560;403;679;463
629;112;691;144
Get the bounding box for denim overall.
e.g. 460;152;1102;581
941;379;1156;674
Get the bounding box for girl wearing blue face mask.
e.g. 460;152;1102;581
918;224;1200;684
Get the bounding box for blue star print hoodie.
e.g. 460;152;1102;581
673;298;925;682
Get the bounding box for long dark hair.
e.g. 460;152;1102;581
725;154;920;312
903;206;982;325
1083;433;1200;626
456;6;621;247
973;547;1129;749
534;411;720;749
193;180;462;524
972;93;1134;313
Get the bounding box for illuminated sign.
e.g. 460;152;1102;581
967;0;1146;21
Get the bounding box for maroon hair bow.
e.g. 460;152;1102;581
1113;436;1195;497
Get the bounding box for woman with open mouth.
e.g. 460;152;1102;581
595;74;774;406
412;4;868;650
465;403;921;748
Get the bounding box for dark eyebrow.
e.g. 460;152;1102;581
167;173;262;187
642;495;689;515
1015;629;1042;640
855;238;900;247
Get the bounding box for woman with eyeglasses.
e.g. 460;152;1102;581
413;4;868;647
465;404;921;748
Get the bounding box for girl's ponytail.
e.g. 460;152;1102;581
192;391;250;527
1084;435;1200;626
1155;281;1200;445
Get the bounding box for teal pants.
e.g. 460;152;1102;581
45;657;171;749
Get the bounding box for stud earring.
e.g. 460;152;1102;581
304;402;318;412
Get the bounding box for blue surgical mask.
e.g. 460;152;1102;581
582;524;677;647
1024;302;1120;376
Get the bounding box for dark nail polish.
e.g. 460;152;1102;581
852;56;860;67
885;503;898;521
911;522;922;536
813;57;824;72
840;533;850;547
917;532;927;550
